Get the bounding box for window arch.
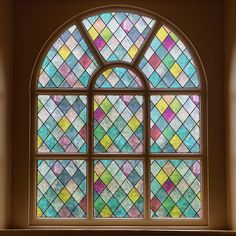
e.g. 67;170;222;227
31;6;206;226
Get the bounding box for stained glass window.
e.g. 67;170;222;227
33;9;204;225
82;12;156;62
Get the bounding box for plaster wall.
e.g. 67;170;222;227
225;0;236;231
0;0;12;229
8;0;226;231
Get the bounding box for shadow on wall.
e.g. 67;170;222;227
225;0;236;230
0;0;12;229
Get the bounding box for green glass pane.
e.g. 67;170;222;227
94;95;143;153
94;160;144;218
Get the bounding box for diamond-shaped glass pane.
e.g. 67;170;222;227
95;67;142;89
37;160;87;218
83;12;156;63
94;160;144;218
37;95;87;153
38;25;99;88
94;95;143;153
139;25;200;88
150;95;200;153
150;160;201;218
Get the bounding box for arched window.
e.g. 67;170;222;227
31;7;206;226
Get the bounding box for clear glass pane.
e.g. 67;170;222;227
37;160;87;218
150;160;201;218
93;160;144;218
83;12;156;62
150;95;200;153
94;95;143;153
37;95;87;153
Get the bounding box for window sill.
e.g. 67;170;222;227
0;229;235;236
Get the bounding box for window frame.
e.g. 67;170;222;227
30;5;208;227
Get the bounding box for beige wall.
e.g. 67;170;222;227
0;0;226;232
225;0;236;231
11;0;226;229
0;0;12;229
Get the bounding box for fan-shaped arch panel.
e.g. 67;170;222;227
82;12;156;63
38;25;99;88
95;67;143;89
139;25;200;88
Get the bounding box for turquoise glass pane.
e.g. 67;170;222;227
38;25;98;88
139;25;200;88
38;95;87;153
37;160;87;218
150;160;201;218
150;95;200;153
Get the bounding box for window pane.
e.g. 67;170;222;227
150;95;200;153
95;67;142;88
93;160;144;218
94;95;143;153
37;160;87;218
37;95;87;153
139;25;199;88
38;25;98;88
150;160;201;218
83;12;156;62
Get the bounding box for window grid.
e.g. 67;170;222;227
31;9;206;226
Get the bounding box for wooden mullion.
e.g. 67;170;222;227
148;89;201;95
133;20;162;67
34;154;89;160
75;19;105;67
148;155;203;160
33;89;88;95
92;90;145;95
31;92;38;222
92;153;144;157
87;87;93;220
92;156;144;160
144;89;150;220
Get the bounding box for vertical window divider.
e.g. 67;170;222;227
31;91;38;222
87;87;93;220
144;87;150;221
75;19;105;67
132;21;162;67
